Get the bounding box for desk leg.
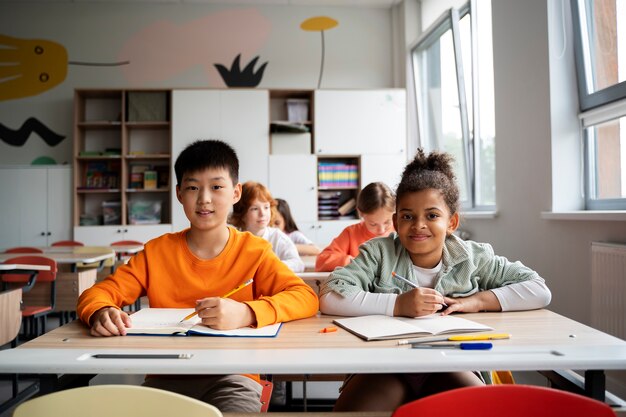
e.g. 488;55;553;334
584;370;605;401
540;370;606;402
37;374;96;395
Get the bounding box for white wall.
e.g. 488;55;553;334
0;3;394;165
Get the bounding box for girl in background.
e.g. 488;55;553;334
319;149;551;411
231;181;304;273
315;182;395;272
273;198;321;256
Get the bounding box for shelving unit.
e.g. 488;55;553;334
73;89;172;230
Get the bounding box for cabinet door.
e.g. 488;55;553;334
19;168;49;247
269;155;317;223
316;219;360;248
314;90;406;155
360;154;406;192
220;90;269;185
75;226;126;246
47;167;72;245
0;168;22;249
124;225;172;244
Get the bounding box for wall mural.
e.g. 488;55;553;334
300;16;338;89
215;54;268;87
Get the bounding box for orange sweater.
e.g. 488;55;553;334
315;222;392;272
77;227;319;328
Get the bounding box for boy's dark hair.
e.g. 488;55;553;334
396;148;460;215
275;198;299;234
174;139;239;185
357;182;396;214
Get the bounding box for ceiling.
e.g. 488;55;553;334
0;0;403;7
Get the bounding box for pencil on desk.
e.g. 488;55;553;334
392;271;448;308
179;278;254;322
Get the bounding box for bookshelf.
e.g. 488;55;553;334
73;89;172;231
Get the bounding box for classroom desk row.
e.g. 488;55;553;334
1;309;625;403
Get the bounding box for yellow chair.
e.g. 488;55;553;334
13;384;223;417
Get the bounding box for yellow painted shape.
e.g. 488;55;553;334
300;16;339;32
0;34;68;101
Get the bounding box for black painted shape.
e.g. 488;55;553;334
0;117;65;147
215;53;268;87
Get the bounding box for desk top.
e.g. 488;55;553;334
0;251;115;265
41;245;143;255
0;310;625;375
0;264;51;271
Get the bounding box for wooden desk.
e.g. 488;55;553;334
0;264;51;273
0;310;624;401
0;251;115;268
297;272;331;293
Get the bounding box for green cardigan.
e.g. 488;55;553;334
319;233;542;298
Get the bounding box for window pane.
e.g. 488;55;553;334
414;29;469;202
587;115;626;200
475;0;496;206
578;0;626;94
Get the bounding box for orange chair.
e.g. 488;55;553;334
4;247;43;254
51;240;84;247
391;385;615;417
1;256;58;338
260;379;274;412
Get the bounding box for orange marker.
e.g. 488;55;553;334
319;326;337;333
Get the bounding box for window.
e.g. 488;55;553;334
571;0;626;209
410;0;495;210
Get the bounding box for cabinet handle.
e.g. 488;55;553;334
117;229;123;233
318;149;322;153
47;232;51;236
41;232;46;236
124;229;128;233
310;186;315;191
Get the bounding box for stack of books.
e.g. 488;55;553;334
318;191;341;220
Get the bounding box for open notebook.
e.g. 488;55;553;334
126;308;282;337
333;314;492;341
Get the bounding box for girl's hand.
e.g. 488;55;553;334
440;291;502;316
394;287;446;317
90;307;132;337
195;297;256;330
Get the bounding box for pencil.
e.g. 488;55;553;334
179;278;254;322
392;271;448;309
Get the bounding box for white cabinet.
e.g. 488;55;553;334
314;90;406;156
299;219;360;248
172;89;269;232
0;166;72;249
74;225;172;246
360;154;406;192
269;155;317;223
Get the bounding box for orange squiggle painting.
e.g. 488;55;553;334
118;8;271;86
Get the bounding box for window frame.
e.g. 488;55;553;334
410;1;495;211
571;0;626;210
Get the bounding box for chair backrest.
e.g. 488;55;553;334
4;247;44;253
1;256;58;283
75;246;116;268
111;240;143;246
51;240;84;247
12;384;223;417
391;385;616;417
0;288;22;345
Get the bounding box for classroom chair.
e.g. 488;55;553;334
391;384;616;417
50;240;84;247
1;255;58;339
0;288;40;414
12;384;223;417
4;247;43;253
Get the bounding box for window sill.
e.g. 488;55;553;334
541;211;626;221
460;210;498;219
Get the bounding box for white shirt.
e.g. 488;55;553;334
261;227;305;273
287;230;314;245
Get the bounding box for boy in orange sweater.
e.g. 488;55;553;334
77;139;319;412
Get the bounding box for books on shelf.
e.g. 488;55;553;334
318;162;358;188
126;308;282;337
333;314;493;341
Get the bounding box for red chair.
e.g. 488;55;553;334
4;247;44;254
391;385;615;417
1;256;58;339
51;240;84;247
111;240;143;246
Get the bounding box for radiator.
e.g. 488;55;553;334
591;242;626;340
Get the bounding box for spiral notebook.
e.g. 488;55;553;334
126;308;282;337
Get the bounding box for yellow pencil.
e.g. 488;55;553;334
179;278;254;322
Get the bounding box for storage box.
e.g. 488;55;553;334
102;201;121;225
127;92;168;122
271;132;311;154
286;98;309;122
128;200;162;225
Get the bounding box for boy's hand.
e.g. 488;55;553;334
195;297;256;330
393;288;446;317
89;307;132;337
